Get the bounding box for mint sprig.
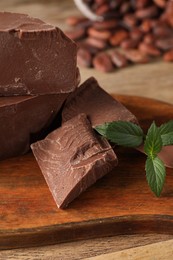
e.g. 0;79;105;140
95;121;143;148
95;120;173;197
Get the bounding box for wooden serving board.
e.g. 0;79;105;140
1;95;173;250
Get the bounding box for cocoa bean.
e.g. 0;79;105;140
77;47;92;68
109;30;129;46
121;38;140;49
65;28;86;41
86;37;108;49
77;42;99;55
153;24;173;37
123;14;138;29
143;33;156;44
93;52;114;72
110;50;128;68
163;49;173;61
133;0;150;9
151;19;168;27
123;49;150;63
140;19;153;33
93;19;118;30
130;28;143;41
168;17;173;28
120;2;132;14
139;42;161;56
103;10;121;20
156;37;173;51
153;0;167;8
163;0;173;27
160;12;167;23
135;5;159;19
96;3;110;15
87;27;112;40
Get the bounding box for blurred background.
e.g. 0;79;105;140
1;0;173;103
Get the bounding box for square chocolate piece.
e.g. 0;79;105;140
0;12;78;96
62;77;138;127
31;114;117;208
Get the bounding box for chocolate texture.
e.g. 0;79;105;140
0;12;78;96
62;77;138;127
0;93;68;160
31;113;117;209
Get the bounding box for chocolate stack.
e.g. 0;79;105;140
66;0;173;72
0;12;78;159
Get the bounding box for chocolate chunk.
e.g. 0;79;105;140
0;12;78;96
62;77;138;127
0;94;68;160
31;114;117;209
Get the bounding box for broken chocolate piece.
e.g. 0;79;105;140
62;77;138;127
31;113;117;209
0;12;78;96
0;93;68;160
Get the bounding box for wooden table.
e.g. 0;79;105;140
1;0;173;259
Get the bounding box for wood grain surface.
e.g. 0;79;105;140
1;95;173;250
85;238;173;260
1;234;173;260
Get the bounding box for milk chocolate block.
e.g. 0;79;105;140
0;12;78;96
31;114;117;209
62;77;138;127
0;94;67;160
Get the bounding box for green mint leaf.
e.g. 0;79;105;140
95;121;144;147
144;122;162;158
159;120;173;146
145;156;166;197
95;122;109;138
